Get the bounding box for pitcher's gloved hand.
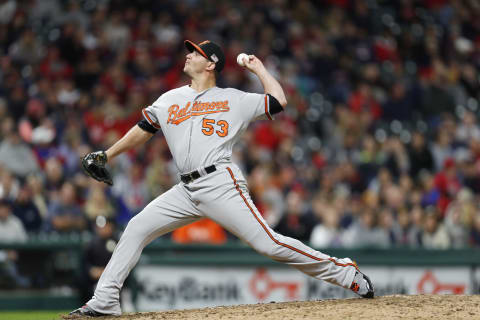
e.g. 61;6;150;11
81;151;113;186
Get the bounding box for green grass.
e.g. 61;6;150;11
0;311;69;320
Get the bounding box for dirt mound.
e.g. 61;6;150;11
64;295;480;320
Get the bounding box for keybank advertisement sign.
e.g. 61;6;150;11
133;266;473;310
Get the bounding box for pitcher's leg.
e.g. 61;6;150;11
87;185;201;315
202;167;356;289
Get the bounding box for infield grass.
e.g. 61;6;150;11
0;311;68;320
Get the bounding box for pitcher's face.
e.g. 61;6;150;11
183;50;211;76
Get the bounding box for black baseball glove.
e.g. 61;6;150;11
81;151;113;186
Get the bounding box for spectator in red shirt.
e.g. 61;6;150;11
348;82;382;121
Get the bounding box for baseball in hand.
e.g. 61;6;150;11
237;53;249;67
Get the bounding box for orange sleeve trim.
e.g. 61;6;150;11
226;167;359;271
142;108;161;129
264;95;273;120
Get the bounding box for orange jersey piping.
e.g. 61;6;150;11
142;108;161;129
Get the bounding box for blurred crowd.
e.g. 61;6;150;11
0;0;480;251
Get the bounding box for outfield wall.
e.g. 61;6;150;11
0;240;479;310
130;265;475;311
129;243;480;311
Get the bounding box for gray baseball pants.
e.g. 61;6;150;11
87;163;357;315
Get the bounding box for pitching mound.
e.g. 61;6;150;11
64;294;480;319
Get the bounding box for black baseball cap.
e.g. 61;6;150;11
184;40;225;72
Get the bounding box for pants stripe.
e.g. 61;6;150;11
226;167;359;270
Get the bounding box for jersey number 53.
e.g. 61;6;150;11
202;118;229;137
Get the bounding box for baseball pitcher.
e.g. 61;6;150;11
71;40;374;317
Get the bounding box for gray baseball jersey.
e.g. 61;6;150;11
86;85;361;315
142;85;271;173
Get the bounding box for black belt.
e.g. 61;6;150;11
180;165;216;184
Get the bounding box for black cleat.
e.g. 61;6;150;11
350;270;375;299
69;305;110;317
